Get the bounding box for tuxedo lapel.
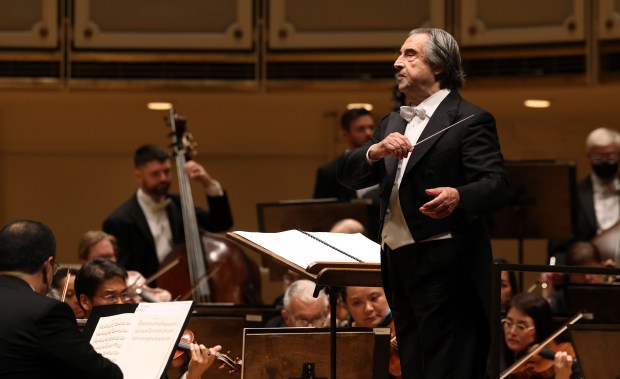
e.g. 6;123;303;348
403;91;461;177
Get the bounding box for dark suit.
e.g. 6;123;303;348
548;175;617;261
0;275;122;379
339;91;509;379
314;154;382;239
103;192;233;279
314;154;358;200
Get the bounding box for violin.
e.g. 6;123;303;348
172;329;242;374
386;319;402;379
500;313;583;379
510;340;575;379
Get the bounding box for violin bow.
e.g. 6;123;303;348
179;264;223;301
500;312;583;379
60;267;72;303
126;257;182;293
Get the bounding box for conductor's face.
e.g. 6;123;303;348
135;159;172;199
394;33;441;104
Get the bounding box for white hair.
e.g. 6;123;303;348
283;279;328;311
585;127;620;151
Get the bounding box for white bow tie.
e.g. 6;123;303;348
400;105;427;122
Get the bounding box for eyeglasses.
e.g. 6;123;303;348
590;153;619;164
291;315;328;327
95;291;134;304
501;318;535;333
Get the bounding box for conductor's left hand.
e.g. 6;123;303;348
420;187;460;219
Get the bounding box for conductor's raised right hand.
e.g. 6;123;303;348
368;132;412;160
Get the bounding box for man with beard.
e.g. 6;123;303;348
103;144;233;279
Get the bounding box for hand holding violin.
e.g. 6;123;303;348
553;351;573;379
187;344;222;379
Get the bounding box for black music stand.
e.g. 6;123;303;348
489;160;576;290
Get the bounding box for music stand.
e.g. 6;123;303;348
241;327;390;379
227;231;382;379
489;160;576;290
568;324;620;379
565;283;620;323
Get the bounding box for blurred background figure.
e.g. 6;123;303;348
494;257;517;313
51;268;85;319
78;230;171;302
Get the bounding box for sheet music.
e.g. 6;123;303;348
89;301;193;379
234;230;380;269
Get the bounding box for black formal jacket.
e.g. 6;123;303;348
338;90;510;319
0;275;123;379
103;192;233;278
314;154;358;200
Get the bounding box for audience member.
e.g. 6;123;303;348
103;144;233;279
0;220;122;378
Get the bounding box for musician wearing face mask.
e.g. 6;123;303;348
0;220;122;378
547;128;620;264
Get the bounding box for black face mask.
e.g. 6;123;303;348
592;162;618;179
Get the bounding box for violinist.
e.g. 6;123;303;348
342;286;402;379
74;257;135;316
103;144;233;279
500;292;580;379
78;230;171;302
75;257;221;379
0;220;122;378
51;267;86;318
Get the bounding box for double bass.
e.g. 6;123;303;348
157;110;262;304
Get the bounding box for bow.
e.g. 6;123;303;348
399;105;427;122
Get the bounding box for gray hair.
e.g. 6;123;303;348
409;28;465;89
585;127;620;151
283;279;328;311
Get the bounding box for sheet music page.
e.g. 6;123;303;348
90;301;193;379
234;230;380;269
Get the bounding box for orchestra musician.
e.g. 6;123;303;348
342;286;401;378
78;230;171;302
51;267;85;319
0;220;122;378
103;144;233;279
500;292;580;379
74;257;221;379
547;127;620;263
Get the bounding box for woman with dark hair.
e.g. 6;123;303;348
500;292;578;379
494;257;517;312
